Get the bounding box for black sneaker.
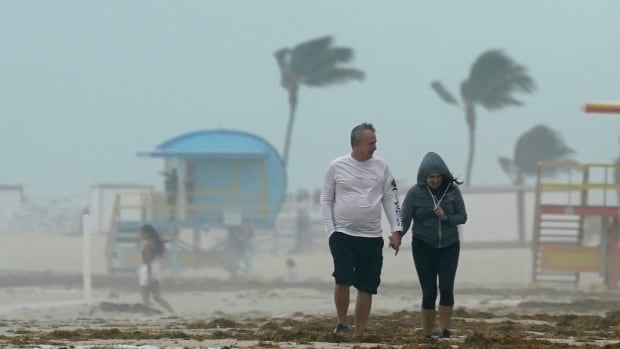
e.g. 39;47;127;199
333;323;349;334
440;328;451;338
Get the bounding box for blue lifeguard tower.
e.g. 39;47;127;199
105;129;287;274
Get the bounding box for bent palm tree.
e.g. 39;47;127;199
431;50;536;185
498;125;575;245
274;36;365;167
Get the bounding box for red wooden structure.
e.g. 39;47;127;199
584;101;620;114
532;162;620;289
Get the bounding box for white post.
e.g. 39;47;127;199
82;213;92;305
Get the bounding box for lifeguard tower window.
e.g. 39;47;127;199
189;157;269;226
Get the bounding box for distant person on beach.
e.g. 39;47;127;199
320;122;403;337
139;224;174;313
225;225;255;280
400;152;467;339
285;258;299;283
294;208;312;253
293;189;313;253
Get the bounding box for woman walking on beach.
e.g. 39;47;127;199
139;224;174;313
400;152;467;339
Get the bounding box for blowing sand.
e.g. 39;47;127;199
1;232;619;348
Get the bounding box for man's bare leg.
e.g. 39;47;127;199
334;284;350;325
354;290;372;337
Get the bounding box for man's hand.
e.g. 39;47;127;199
388;231;403;255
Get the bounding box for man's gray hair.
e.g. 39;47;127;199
350;122;375;146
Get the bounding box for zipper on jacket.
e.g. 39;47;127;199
437;214;442;248
426;184;451;248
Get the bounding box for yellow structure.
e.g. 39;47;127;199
531;162;620;288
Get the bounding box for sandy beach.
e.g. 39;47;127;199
1;232;620;348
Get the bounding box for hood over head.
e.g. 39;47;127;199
416;152;452;185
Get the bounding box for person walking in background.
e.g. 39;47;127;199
294;208;312;253
285;258;299;283
239;225;255;278
293;190;313;253
400;152;467;339
320;122;403;337
139;224;174;313
225;225;255;280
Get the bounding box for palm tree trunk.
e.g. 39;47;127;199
515;171;526;246
464;104;476;186
282;86;298;167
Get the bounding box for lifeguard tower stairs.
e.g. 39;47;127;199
104;189;232;275
531;162;620;289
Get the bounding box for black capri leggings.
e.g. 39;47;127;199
411;237;460;310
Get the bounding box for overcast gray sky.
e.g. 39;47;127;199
1;1;619;199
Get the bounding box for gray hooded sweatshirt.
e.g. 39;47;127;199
401;152;467;248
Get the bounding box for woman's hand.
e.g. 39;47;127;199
434;206;448;220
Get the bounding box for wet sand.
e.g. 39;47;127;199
0;283;620;348
2;274;620;348
2;232;620;348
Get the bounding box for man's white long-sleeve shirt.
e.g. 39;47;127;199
320;154;402;238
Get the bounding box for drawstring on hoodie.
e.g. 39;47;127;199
426;183;451;247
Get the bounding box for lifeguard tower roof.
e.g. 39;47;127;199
138;129;283;160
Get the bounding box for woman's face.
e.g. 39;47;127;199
426;172;442;190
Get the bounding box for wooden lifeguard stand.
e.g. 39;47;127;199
531;101;620;289
531;162;620;288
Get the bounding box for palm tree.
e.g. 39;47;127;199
498;125;575;245
274;36;365;167
431;50;536;185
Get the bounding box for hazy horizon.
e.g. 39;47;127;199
2;1;619;200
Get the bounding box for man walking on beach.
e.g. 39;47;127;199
320;122;403;337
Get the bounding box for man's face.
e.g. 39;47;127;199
353;129;377;161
